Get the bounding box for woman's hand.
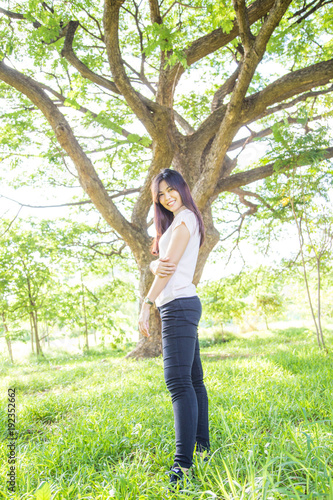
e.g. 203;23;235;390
151;257;177;277
138;303;151;337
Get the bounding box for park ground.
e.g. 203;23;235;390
0;323;333;499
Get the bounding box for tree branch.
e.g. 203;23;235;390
0;188;141;210
122;57;194;133
61;7;179;234
0;7;41;27
162;1;204;18
61;20;118;94
166;0;275;92
0;206;23;237
230;187;276;213
249;85;333;124
0;59;145;250
289;0;333;24
61;20;164;115
214;146;333;195
81;7;105;40
188;62;333;213
122;59;157;95
103;0;157;138
228;114;323;151
195;59;333;150
211;64;241;111
0;194;92;209
82;240;127;258
230;187;259;213
241;59;333;125
0;7;71;45
232;0;255;51
193;0;293;210
148;0;162;24
174;112;195;134
60;19;193;135
36;79;152;147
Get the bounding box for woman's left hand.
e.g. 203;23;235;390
138;304;151;337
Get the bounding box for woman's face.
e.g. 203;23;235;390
158;180;183;214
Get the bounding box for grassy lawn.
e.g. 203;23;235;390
0;327;333;499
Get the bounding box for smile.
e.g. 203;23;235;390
167;200;176;206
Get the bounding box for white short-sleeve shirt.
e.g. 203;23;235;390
155;208;200;307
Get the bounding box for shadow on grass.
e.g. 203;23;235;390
199;326;333;366
268;347;333;375
199;330;236;348
201;352;264;361
32;344;134;365
271;326;313;338
0;344;136;377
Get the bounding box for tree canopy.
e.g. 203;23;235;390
0;0;332;357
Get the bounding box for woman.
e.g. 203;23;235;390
138;168;210;490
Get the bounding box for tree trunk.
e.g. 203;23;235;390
290;200;323;349
316;257;327;352
46;322;50;347
82;282;89;351
31;310;43;356
126;300;162;358
30;314;35;354
42;323;47;347
2;312;14;364
5;335;14;364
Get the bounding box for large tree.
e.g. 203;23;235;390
0;0;332;357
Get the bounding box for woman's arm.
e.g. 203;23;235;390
145;221;191;303
150;257;177;277
149;261;156;273
139;221;191;337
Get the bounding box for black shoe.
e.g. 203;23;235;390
167;466;190;492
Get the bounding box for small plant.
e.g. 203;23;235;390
35;481;51;500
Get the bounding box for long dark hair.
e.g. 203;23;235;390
150;168;205;255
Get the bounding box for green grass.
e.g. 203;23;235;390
0;327;333;499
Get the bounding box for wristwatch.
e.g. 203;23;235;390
144;296;154;306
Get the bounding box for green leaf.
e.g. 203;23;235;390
140;136;152;147
93;112;123;134
63;97;81;110
127;133;141;143
35;481;51;500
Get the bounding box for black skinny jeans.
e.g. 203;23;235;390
157;295;210;469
